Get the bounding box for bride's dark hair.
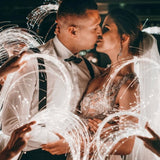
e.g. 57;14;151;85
107;8;143;56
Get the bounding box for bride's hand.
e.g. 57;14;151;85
88;118;102;134
88;118;119;138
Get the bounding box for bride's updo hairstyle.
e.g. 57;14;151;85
107;8;143;56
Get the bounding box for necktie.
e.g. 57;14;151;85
64;55;82;64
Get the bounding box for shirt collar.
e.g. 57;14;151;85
53;36;73;59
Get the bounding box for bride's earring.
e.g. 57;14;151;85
117;44;122;60
117;39;123;61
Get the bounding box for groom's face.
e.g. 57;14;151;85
76;10;102;51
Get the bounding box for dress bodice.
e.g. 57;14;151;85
79;73;136;160
80;74;135;119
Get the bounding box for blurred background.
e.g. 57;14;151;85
0;0;160;67
0;0;160;27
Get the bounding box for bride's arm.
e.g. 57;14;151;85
111;79;139;155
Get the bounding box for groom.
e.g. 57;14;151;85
1;0;102;159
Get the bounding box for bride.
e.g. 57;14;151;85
80;8;141;159
80;8;160;160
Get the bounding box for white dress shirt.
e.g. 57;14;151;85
1;36;100;151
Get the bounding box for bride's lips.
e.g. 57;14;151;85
96;39;103;45
96;35;103;44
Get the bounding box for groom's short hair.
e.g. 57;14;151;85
57;0;98;19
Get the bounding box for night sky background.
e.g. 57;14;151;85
0;0;160;28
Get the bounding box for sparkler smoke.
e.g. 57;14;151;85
1;53;160;159
0;27;43;50
83;57;160;160
0;21;19;32
29;107;91;160
0;26;43;112
26;4;58;30
0;26;43;66
26;3;58;42
1;53;72;115
0;54;89;159
0;3;160;159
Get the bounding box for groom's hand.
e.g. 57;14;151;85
41;133;70;155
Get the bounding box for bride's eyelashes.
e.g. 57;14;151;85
102;26;109;34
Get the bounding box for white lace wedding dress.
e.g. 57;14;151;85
80;74;136;160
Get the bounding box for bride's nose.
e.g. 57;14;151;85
97;25;102;36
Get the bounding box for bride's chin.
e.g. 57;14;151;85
96;45;103;52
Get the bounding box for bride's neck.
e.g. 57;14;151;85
106;58;134;78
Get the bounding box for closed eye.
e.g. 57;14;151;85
102;27;109;34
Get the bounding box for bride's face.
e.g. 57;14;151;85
96;16;121;59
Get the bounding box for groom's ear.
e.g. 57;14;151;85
55;24;60;34
68;25;79;37
122;34;130;44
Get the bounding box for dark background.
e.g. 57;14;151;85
0;0;160;28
